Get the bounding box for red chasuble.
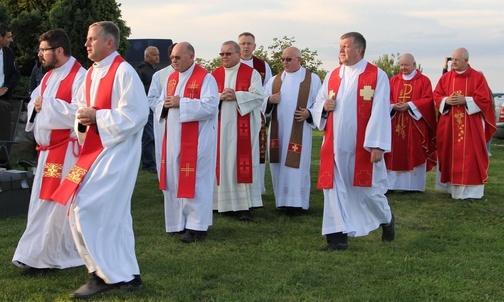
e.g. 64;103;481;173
317;63;378;189
51;55;124;205
158;64;208;198
212;63;254;185
385;71;437;173
37;61;82;201
433;66;496;185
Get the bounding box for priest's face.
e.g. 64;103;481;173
220;44;240;68
281;48;302;73
451;50;469;72
85;25;114;62
171;43;194;72
238;35;256;60
339;37;362;66
399;56;416;76
38;41;60;70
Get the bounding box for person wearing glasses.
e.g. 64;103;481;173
211;41;264;221
313;32;395;251
12;28;86;276
156;41;218;243
50;21;147;298
262;46;321;216
433;48;496;201
238;32;273;196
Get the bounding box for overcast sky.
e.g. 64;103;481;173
118;0;504;92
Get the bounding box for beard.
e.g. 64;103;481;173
42;53;59;70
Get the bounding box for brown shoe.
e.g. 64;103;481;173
69;273;115;299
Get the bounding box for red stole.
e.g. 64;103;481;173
252;56;266;84
434;67;496;185
212;64;254;185
37;61;82;201
159;64;207;198
51;55;124;205
317;63;378;189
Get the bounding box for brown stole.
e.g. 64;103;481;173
317;63;378;189
251;56;267;165
158;64;207;198
269;69;311;168
212;64;254;184
51;56;124;205
37;61;82;201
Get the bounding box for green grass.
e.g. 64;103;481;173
1;132;504;301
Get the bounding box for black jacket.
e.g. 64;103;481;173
1;46;20;99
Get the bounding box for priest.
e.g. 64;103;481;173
433;47;496;200
385;53;437;192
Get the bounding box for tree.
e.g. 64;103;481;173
48;0;131;68
373;53;423;79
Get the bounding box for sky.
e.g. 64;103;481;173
117;0;504;92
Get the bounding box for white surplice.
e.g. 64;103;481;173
148;64;175;178
313;59;392;237
69;52;148;284
241;57;271;194
213;63;264;212
263;67;321;209
154;63;219;232
12;57;85;269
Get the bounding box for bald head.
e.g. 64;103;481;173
171;41;195;72
398;53;416;76
451;47;469;72
281;46;302;73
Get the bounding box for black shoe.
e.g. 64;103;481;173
117;275;143;292
317;242;349;251
463;198;480;202
20;267;54;277
381;214;395;242
237;210;253;221
180;230;207;243
70;273;115;299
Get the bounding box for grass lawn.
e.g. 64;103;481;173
1;132;503;301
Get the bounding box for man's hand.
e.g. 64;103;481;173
445;92;466;106
34;96;43;113
0;87;8;97
323;98;336;111
77;107;97;126
268;92;281;104
220;88;237;102
294;107;310;122
393;102;409;112
164;95;181;108
370;148;384;163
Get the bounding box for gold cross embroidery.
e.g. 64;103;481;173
180;163;195;177
329;90;336;100
187;81;199;99
43;163;63;178
290;144;299;152
360;85;374;101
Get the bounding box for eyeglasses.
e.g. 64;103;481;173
38;47;58;53
280;57;300;62
219;52;236;57
170;55;187;60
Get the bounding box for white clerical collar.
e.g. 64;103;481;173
455;66;469;74
340;59;367;77
225;62;241;71
283;66;304;79
93;51;119;68
402;69;417;80
53;56;75;75
180;62;196;76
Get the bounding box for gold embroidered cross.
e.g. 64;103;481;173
360;85;374;101
187;81;199;98
329;90;336;100
180;163;195;177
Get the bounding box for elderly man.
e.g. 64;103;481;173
51;21;147;298
155;42;219;242
263;46;321;215
313;32;395;251
212;41;264;221
433;48;496;201
385;53;437;192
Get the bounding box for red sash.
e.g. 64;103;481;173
51;55;124;205
38;61;82;200
317;63;377;189
159;64;207;198
212;64;254;185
